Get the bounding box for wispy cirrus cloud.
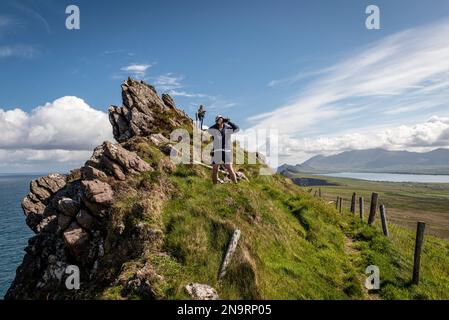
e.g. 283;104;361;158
268;67;331;87
153;73;216;101
253;18;449;136
0;44;39;59
167;90;207;98
154;73;184;91
249;18;449;164
120;63;152;78
0;14;24;37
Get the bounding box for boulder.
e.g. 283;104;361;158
102;141;151;174
161;93;176;109
38;174;67;193
149;133;170;147
81;180;114;206
185;283;219;300
80;166;108;181
85;141;151;180
76;210;97;231
63;222;91;257
21;174;68;232
30;180;51;201
57;198;80;217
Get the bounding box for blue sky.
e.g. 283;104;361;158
1;0;449;172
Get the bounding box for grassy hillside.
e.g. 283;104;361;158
99;144;449;300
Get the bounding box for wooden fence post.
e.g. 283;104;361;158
339;197;343;214
336;196;340;209
219;229;241;280
367;193;379;225
359;197;364;222
412;222;426;285
379;204;389;237
350;192;356;214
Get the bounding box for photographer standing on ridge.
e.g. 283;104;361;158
197;105;206;130
208;115;240;184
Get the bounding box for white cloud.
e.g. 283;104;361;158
0;45;39;58
247;18;449;164
167;90;207;98
153;73;211;100
207;99;237;111
268;67;331;87
0;97;113;172
276;116;449;164
154;73;184;91
120;63;151;78
251;19;449;136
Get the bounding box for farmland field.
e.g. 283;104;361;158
288;173;449;239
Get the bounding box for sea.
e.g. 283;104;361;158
0;174;39;299
319;172;449;183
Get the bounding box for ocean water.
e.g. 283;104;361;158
319;172;449;183
0;175;38;299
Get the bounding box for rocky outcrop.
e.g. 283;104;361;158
5;78;193;300
109;78;192;143
7;77;257;300
21;174;67;232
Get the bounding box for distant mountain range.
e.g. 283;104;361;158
278;148;449;175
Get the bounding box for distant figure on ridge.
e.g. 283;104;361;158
197;105;206;130
208;115;240;184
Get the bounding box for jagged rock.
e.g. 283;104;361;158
21;174;68;232
149;133;170;147
63;222;91;257
109;78;192;142
81;165;108;181
81;179;114;206
185;283;219;300
30;180;52;201
57;198;80;217
76;210;97;231
162;93;176;109
36;215;58;234
6;78;221;300
102;141;151;174
38;174;67;193
101;155;126;181
85;141;151;181
22;196;46;229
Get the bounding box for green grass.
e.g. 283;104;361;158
345;219;449;299
160;168;364;299
99;149;449;300
290;173;449;239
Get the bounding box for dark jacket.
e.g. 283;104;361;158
207;121;239;152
